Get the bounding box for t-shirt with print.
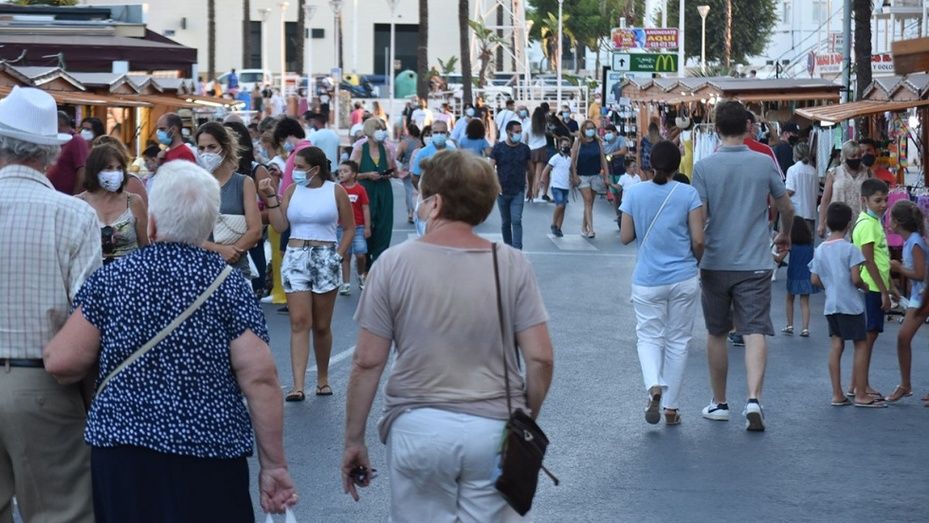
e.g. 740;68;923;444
852;211;891;292
547;152;572;190
809;239;866;315
341;182;369;227
490;141;531;196
692;144;787;271
619;181;702;286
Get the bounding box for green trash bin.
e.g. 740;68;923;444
394;70;417;99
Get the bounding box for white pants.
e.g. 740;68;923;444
630;276;700;410
387;408;529;523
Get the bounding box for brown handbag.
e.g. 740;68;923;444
491;244;559;516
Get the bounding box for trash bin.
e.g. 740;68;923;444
394;70;417;99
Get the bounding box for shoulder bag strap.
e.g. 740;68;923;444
640;183;679;247
95;265;234;396
492;243;513;416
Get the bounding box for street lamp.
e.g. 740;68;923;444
386;0;397;138
330;0;343;136
304;4;317;102
678;0;685;78
259;8;270;73
557;0;564;107
279;2;289;96
525;19;534;100
697;5;710;75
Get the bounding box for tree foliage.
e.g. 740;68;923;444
665;0;778;64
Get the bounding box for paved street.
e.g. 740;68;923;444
253;180;928;522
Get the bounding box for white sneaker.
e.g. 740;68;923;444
532;197;546;203
260;295;275;304
743;401;765;431
701;401;730;421
338;283;351;296
359;274;366;290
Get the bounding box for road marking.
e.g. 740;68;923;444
547;234;597;251
305;345;356;375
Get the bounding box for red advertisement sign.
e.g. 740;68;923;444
611;28;680;50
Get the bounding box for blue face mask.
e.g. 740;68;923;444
283;140;295;154
431;133;447;147
510;132;522;143
156;129;172;146
292;169;308;186
604;132;615;142
585;129;596;138
866;208;881;220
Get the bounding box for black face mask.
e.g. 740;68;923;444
788;135;799;146
560;146;570;155
845;158;862;170
862;153;876;167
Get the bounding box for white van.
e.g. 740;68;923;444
218;69;272;92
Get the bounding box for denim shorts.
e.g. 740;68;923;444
551;187;569;206
281;245;342;294
337;225;368;255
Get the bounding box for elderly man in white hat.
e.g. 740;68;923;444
0;86;98;522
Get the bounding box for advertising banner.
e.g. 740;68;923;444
812;53;895;75
611;27;679;50
612;52;679;73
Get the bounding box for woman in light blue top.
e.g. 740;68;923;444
887;200;928;402
619;140;704;426
456;118;491;158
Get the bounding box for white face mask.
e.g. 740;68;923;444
197;152;224;173
98;169;124;192
80;129;94;141
413;194;436;237
374;129;388;142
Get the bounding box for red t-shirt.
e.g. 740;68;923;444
873;166;896;187
47;132;89;195
341;182;369;227
743;138;784;179
162;143;197;164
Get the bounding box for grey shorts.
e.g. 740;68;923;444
700;269;774;336
281;245;342;294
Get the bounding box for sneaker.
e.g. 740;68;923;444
359;274;366;290
554;227;564;238
701;401;730;421
533;197;546;203
743;400;765;431
260;295;275;304
339;283;351;296
550;225;559;236
542;194;552;202
276;306;289;315
728;333;745;346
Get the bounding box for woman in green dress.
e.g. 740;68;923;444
350;118;397;265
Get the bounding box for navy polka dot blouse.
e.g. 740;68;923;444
75;242;270;459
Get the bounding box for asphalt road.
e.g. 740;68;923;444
255;180;927;522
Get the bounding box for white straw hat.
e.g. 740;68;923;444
0;86;72;145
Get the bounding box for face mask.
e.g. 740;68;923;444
374;129;388;142
604;132;615;142
292;169;309;186
465;107;475;117
866;208;881;220
414;194;436;237
283;140;295;153
510;132;522;143
561;146;570;155
585;129;596;138
862;153;876;167
519;110;529;118
80;129;94;141
98;169;124;192
562;112;571;120
197;152;224;173
156;129;172;146
431;133;447;147
788;135;799;146
845;158;862;170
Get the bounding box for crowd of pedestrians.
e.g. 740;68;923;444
3;78;929;522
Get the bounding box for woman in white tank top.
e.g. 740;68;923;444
259;146;355;401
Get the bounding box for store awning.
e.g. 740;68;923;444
0;85;150;107
112;94;201;109
734;92;841;103
794;99;929;123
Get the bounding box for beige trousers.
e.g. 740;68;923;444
0;367;93;523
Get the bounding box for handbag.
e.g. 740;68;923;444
95;266;234;396
491;244;558;516
213;213;248;245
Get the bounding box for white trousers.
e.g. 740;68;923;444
630;276;700;410
387;408;529;523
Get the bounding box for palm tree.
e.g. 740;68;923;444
242;0;251;68
853;0;873;100
723;0;732;67
469;19;504;88
459;0;473;105
530;12;574;73
417;0;429;98
208;0;216;80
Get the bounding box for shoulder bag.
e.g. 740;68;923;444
491;244;559;516
95;266;234;396
639;182;679;247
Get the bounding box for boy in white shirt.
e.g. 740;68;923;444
613;158;642;226
543;137;574;237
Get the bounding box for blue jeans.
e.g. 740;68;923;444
497;191;525;249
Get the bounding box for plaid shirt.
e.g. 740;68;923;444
0;164;101;359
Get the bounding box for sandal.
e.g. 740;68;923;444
854;398;887;408
831;398;852;406
664;409;681;425
316;384;333;396
781;325;794;335
799;329;810;337
885;385;913;402
645;387;662;425
285;390;305;402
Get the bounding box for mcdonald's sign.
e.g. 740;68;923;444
612;52;679;73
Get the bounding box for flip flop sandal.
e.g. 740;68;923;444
316;384;333;396
285;390;305;402
781;326;794;335
885;386;913;402
799;329;810;337
831;398;852;406
854;399;887;408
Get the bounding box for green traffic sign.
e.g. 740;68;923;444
612;53;679;73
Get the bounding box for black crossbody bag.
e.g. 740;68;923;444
491;244;559;516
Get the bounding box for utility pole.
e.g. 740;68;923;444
842;0;852;103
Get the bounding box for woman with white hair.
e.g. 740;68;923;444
817;140;871;237
44;161;298;521
350;117;396;265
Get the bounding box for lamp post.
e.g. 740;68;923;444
557;0;564;107
386;0;397;138
304;4;317;102
697;4;710;75
331;0;343;136
259;8;270;73
678;0;685;77
279;2;289;95
525;19;534;100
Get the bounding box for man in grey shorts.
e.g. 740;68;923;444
692;101;794;432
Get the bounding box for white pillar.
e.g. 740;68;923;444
388;0;397;137
260;8;270;72
352;0;359;73
304;5;316;102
